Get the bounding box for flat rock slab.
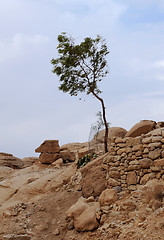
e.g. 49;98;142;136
35;140;60;153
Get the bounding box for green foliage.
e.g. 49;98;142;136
77;154;97;169
77;154;91;169
51;32;109;97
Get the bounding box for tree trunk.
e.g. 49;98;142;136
91;91;108;153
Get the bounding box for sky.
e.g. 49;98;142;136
1;0;164;158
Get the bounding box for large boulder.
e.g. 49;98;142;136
125;120;156;138
89;127;127;154
99;189;118;206
35;140;60;153
66;197;100;231
0;153;24;169
80;154;107;198
99;127;127;143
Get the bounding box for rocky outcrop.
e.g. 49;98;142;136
125;120;156;137
66;197;100;231
36;141;89;164
80;154;107;198
0;153;24;169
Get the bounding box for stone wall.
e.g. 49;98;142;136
103;128;164;191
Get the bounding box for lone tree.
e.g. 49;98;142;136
51;33;109;153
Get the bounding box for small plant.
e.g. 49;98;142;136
77;154;97;169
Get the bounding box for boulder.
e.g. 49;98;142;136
94;127;127;143
39;153;60;164
0;153;24;169
66;197;100;231
80;154;107;198
90;127;127;154
99;189;118;206
125;120;156;138
35;140;60;153
141;179;164;204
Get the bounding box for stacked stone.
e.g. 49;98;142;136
35;140;60;164
103;128;164;191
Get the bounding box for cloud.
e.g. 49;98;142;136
154;60;164;68
0;34;49;64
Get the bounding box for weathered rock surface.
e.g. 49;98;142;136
22;157;38;168
0;153;24;169
90;127;127;154
35;140;60;153
66;197;100;231
125;120;156;137
99;189;118;206
80;154;107;198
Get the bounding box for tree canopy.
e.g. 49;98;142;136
51;33;109;152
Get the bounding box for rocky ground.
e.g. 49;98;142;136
1;120;164;240
0;155;164;240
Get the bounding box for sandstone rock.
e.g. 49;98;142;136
99;189;118;206
60;142;88;151
125;120;156;138
78;147;89;159
35;140;60;153
22;157;38;168
80;154;107;198
107;178;120;187
142;137;152;144
132;144;143;152
152;136;162;142
95;127;127;143
60;150;76;162
139;158;152;168
39;152;60;164
51;158;63;168
117;148;126;155
0;166;14;179
150;166;161;172
127;165;140;171
127;171;137;185
148;128;163;136
148;142;162;150
108;170;120;179
66;197;100;231
149;149;161;160
90;127;127;154
141;179;164;204
126;137;141;146
154;159;164;166
140;174;150;185
0;153;24;169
